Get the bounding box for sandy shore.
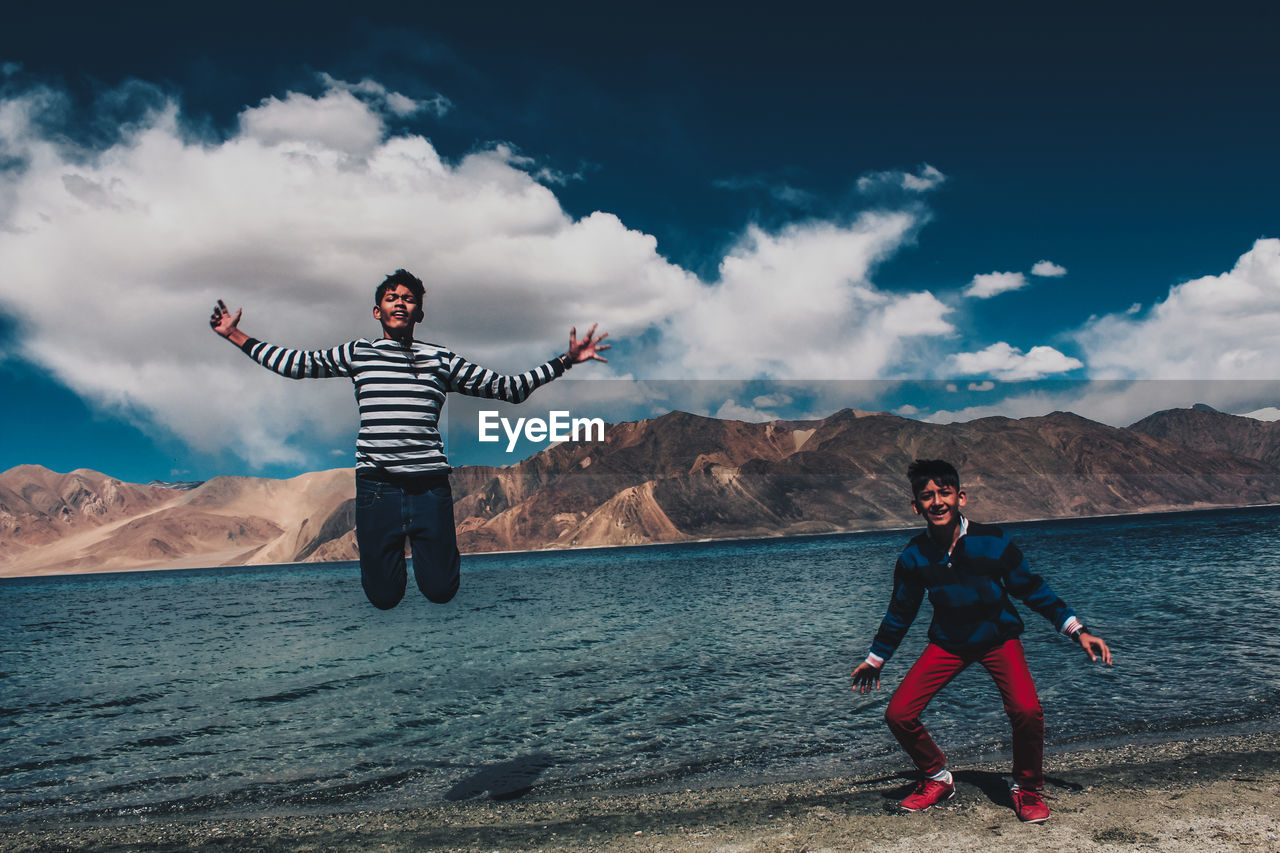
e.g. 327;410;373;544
4;729;1278;852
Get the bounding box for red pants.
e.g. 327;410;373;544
884;638;1044;790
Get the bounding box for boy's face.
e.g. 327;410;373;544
912;478;966;530
374;284;421;337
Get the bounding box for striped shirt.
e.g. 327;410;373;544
867;517;1082;664
240;336;566;476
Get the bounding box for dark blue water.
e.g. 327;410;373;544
3;506;1279;822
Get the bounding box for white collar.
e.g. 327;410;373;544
946;515;969;557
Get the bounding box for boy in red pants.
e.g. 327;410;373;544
851;459;1112;822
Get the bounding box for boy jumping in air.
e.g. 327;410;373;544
851;459;1111;823
209;269;608;610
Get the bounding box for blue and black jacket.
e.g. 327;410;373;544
867;517;1082;664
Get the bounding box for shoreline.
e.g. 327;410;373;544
6;501;1279;581
5;728;1278;852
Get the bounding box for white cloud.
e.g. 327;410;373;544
968;380;995;391
714;398;780;422
238;87;387;156
0;77;699;468
948;342;1083;380
235;75;451;158
530;164;586;185
1031;260;1067;277
0;75;945;471
1076;238;1280;379
318;73;451;118
902;164;947;192
963;271;1028;299
926;379;1280;429
857;163;946;194
753;393;794;408
668;213;952;379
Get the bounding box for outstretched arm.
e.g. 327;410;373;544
209;299;353;379
449;323;611;402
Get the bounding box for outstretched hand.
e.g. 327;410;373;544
850;661;882;694
209;300;248;347
1078;631;1113;665
210;300;241;337
566;323;610;365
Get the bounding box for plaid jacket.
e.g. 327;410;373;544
868;518;1080;663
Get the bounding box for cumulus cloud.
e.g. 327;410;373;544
968;380;995;391
238;87;387;156
1031;259;1067;277
317;73;452;118
947;342;1083;380
963;271;1028;299
711;391;807;422
902;164;947;192
0;76;701;468
752;392;794;408
0;75;944;471
668;213;952;379
1075;238;1280;379
714;398;780;422
857;163;946;194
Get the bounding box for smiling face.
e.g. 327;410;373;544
911;477;966;533
373;283;421;339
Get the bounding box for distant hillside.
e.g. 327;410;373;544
4;406;1279;577
0;467;354;576
1129;405;1280;468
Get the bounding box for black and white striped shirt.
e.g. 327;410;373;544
240;336;566;476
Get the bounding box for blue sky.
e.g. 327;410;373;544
2;2;1278;481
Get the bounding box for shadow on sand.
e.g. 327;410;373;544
881;768;1086;809
443;752;557;801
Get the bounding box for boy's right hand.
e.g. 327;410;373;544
210;300;249;347
210;300;242;337
851;661;882;694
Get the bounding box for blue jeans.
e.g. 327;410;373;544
355;473;461;609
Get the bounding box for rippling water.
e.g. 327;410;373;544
3;506;1279;822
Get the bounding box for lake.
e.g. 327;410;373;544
3;505;1278;822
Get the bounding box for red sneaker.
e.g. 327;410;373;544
1011;787;1050;823
900;778;956;811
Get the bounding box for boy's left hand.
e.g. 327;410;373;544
850;661;882;693
566;323;610;364
1078;631;1113;665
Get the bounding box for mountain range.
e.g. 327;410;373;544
3;405;1279;577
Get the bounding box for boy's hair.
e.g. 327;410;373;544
907;459;961;496
375;268;426;305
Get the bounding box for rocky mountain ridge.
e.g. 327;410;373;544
3;405;1278;577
